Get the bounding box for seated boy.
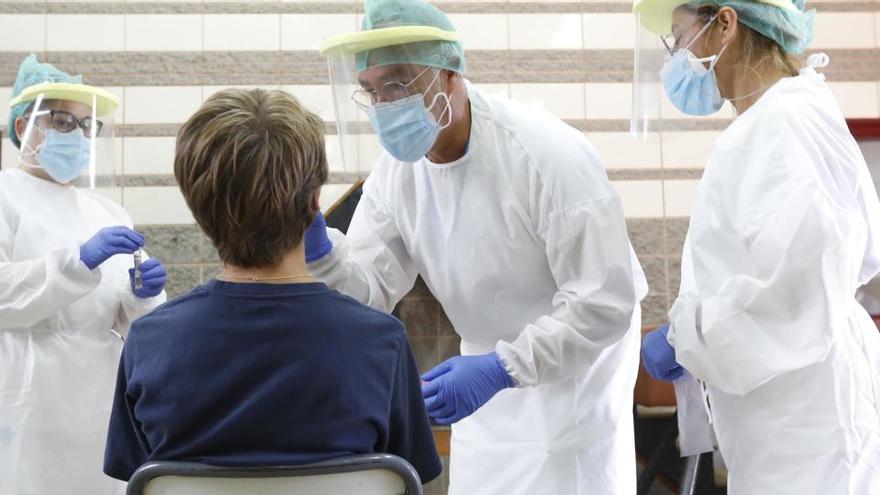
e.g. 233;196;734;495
103;89;441;484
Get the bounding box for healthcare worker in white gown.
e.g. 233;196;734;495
0;55;167;495
635;1;880;493
309;1;649;493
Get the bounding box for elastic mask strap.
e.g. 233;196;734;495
705;41;730;71
683;15;728;69
428;91;453;131
683;14;718;53
405;65;437;92
725;72;766;103
422;68;442;95
20;126;46;160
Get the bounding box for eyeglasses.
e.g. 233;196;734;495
351;66;437;110
660;14;716;56
25;109;104;137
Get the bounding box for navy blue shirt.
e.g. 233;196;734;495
103;280;441;483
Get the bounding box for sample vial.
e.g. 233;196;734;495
133;250;143;290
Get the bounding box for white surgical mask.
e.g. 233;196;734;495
367;71;452;162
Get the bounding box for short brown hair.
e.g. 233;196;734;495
174;89;328;268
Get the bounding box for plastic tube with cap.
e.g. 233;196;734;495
132;249;143;290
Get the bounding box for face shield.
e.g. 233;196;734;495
320;26;460;166
11;82;119;198
631;12;667;139
632;0;718;138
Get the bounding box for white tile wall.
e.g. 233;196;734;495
324;133;383;173
0;15;46;52
510;83;586;120
321;183;356;212
358;133;382;171
101;137;125;176
447;14;509;50
589;132;662;169
7;12;879;54
280;14;357;51
324;134;353;172
662;131;719;168
124;186;193;225
828;82;880;119
813;12;875;49
612;180;664;217
0;88;14;125
126;15;202;52
123;137;177;175
876;12;880;49
93;187;124;207
509;14;583;50
4;8;877;224
104;87;126;123
282;85;335;122
124;87;203;124
585;83;632;120
203;14;280;51
582;14;634;50
281;0;355;3
664;179;700;217
47;15;126;51
473;84;511;100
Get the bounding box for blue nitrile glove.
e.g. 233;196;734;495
304;212;333;263
642;324;685;382
129;258;167;299
80;226;144;270
422;352;514;425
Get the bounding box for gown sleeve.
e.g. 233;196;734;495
308;176;418;313
668;113;858;396
0;205;101;329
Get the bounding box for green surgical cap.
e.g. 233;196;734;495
356;0;466;73
688;0;815;54
7;54;82;148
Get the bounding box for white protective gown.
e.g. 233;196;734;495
668;67;880;494
0;168;166;495
309;83;649;494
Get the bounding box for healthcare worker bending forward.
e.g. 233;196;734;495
635;1;880;493
0;55;167;495
308;1;648;493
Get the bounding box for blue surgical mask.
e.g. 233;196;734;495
368;91;452;163
660;18;729;116
36;129;91;183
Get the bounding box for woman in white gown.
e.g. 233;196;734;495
0;54;168;494
636;1;880;493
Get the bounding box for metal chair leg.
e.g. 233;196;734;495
637;421;677;495
678;454;702;495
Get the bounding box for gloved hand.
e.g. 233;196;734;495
129;258;167;299
642;324;685;382
304;211;333;263
422;352;514;425
80;226;144;270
